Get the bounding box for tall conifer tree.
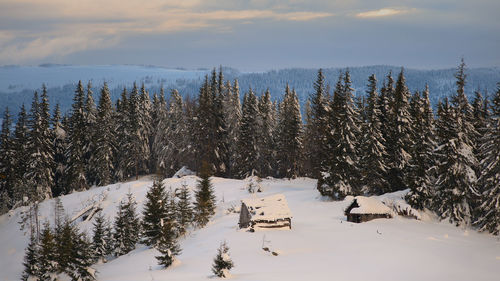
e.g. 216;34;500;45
12;104;30;203
320;71;360;198
359;74;388;195
25;86;54;201
0;107;15;211
142;180;168;247
222;80;242;177
406;86;436;209
386;69;413;192
194;162;216;227
66;81;88;191
237;89;259;177
91;83;115;186
475;83;500;234
51;103;68;197
305;69;330;179
256;89;276;177
275;85;303;178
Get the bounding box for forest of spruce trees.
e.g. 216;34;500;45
1;59;500;240
19;166;216;280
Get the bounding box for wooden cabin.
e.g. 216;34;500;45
344;196;392;223
239;194;292;230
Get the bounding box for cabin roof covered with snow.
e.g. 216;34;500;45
347;196;392;215
241;194;292;221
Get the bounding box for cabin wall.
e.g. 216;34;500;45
347;213;391;223
252;218;292;229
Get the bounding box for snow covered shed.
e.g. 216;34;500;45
344;196;392;223
239;194;292;229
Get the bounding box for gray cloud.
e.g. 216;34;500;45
0;0;498;69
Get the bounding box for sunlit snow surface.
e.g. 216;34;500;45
1;176;499;280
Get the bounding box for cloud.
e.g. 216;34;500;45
356;8;408;18
0;33;119;63
0;0;333;63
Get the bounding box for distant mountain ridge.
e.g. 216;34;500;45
1;64;499;118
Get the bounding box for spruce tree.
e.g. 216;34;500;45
194;71;229;176
25;86;54;201
53;197;66;229
433;97;478;226
472;90;488;139
53;219;96;280
125;83;150;179
84;82;97;185
194;76;212;171
142;180;168;247
432;60;480;226
156;218;181;268
475;83;500;234
0;107;15;212
236;89;259;177
55;219;75;274
222;80;242;177
320;71;360;198
305;69;330;179
113;87;129;181
90;83;115;186
156;90;184;176
318;75;343;197
37;221;58;280
12;104;30;203
114;192;140;255
471;89;490;178
275;85;303;178
139;84;152;173
386;69;413;192
22;231;39;281
452;59;477;147
379;73;395;150
91;213;111;263
176;183;193;235
256;90;276;177
212;71;230;177
66;81;88;191
359;74;388;195
165;189;180;237
150;91;166;174
406;85;436;209
68;231;95;281
212;241;234;278
51;104;68;197
194;162;216;227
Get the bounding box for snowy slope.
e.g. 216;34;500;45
1;176;499;281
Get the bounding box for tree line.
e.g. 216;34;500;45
1;61;500;234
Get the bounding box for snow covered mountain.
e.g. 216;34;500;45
1;64;499;118
1;176;498;281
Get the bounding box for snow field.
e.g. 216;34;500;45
1;176;499;280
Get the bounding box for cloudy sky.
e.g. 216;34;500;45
0;0;499;71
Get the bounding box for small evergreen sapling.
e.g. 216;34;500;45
176;183;193;236
142;180;168;247
212;241;234;278
22;231;39;281
156;218;181;268
194;162;216;227
37;221;58;280
91;213;112;263
68;232;95;281
113;192;141;256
